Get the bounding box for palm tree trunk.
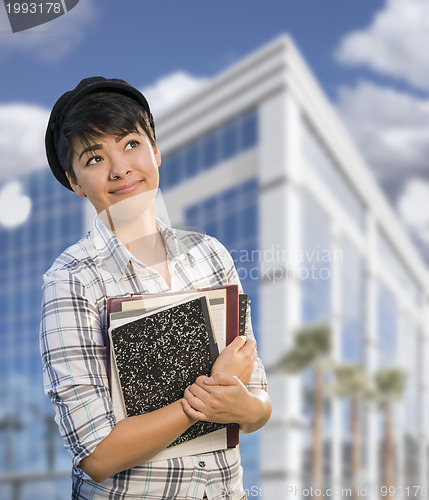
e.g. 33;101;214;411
350;396;360;500
382;401;394;497
312;366;323;497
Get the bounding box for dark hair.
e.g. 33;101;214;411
56;92;157;178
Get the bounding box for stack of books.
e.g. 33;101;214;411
106;284;248;461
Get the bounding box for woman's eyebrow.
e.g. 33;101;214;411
115;131;142;142
78;144;103;161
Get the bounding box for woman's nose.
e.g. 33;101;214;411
109;158;131;180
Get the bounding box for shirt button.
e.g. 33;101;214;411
198;460;206;468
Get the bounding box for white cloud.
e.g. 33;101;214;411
336;80;429;185
397;178;429;248
336;80;429;261
141;71;208;117
0;181;32;228
398;178;429;229
0;103;49;182
0;0;97;62
336;0;429;91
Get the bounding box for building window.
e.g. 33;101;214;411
240;110;258;150
340;237;364;363
220;122;238;160
377;283;397;368
202;131;219;169
183;143;200;179
377;230;419;304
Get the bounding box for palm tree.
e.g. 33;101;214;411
373;367;406;496
277;323;332;497
32;405;59;471
331;363;369;500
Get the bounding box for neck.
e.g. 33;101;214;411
104;203;158;247
99;200;166;263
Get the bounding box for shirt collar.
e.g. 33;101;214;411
90;215;195;282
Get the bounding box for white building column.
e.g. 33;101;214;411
258;85;304;498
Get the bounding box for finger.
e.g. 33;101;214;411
251;348;257;362
181;398;207;421
192;377;215;392
229;335;248;351
194;375;212;387
184;384;209;406
188;382;222;407
240;337;256;353
206;372;240;386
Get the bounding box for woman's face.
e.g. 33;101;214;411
66;127;161;216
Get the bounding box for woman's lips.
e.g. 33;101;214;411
111;180;142;195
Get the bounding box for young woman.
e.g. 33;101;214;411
41;77;271;499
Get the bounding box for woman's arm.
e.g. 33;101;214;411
80;400;196;482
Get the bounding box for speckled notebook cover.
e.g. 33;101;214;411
110;295;227;447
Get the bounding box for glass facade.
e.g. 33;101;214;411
0;169;84;498
301;188;331;325
340;237;364;364
377;283;397;369
300;188;333;489
159;109;258;191
295;99;428;497
302;119;365;231
377;230;419;304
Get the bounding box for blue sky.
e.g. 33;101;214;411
1;0;429;258
1;0;384;106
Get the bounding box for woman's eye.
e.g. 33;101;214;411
86;156;102;167
125;140;139;151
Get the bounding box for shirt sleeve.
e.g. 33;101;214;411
205;236;268;392
39;268;115;468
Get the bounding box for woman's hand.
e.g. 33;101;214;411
211;336;257;385
182;374;255;424
181;373;272;433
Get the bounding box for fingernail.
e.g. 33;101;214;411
204;377;213;384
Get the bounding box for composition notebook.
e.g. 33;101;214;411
106;285;248;461
109;294;227;448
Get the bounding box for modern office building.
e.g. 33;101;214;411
0;35;428;499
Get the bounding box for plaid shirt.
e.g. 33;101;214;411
40;215;267;499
